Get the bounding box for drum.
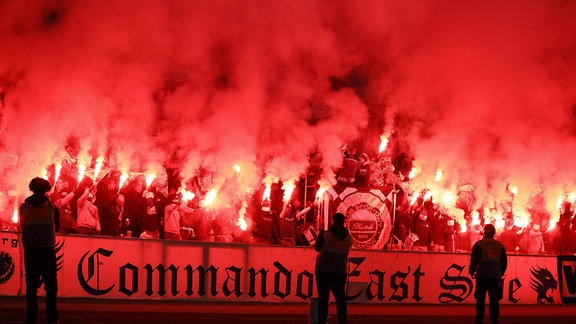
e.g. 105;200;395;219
296;224;317;246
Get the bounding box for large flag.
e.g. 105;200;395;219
322;184;395;250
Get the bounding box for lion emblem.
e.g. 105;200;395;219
0;252;15;284
530;266;558;304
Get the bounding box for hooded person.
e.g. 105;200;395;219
19;177;60;324
314;212;352;324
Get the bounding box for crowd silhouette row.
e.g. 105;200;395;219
4;142;574;256
32;162;575;256
45;168;322;246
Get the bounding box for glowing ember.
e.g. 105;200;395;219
233;164;241;174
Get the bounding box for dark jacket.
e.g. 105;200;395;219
469;237;507;278
315;224;352;273
20;194;60;248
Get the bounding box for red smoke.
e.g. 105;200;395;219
1;0;576;222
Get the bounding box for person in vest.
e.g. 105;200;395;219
19;177;60;324
314;212;352;324
469;223;508;324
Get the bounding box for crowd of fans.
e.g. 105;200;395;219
335;145;576;255
45;168;322;247
5;144;576;256
388;199;567;255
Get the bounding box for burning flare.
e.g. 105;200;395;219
182;190;196;202
262;185;271;201
11;206;18;224
282;181;295;202
410;191;420;206
41;169;48;180
54;163;62;184
77;164;87;184
145;173;156;190
93;156;104;183
118;171;129;190
509;184;518;196
460;221;467;233
435;169;443;182
408;167;417;180
423;190;433;202
441;191;455;208
378;134;389;154
202;189;218;207
548;221;557;231
237;201;248;231
315;187;326;200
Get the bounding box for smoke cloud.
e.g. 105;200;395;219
1;0;576;219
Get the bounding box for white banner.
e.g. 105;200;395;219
0;232;20;296
1;231;575;305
